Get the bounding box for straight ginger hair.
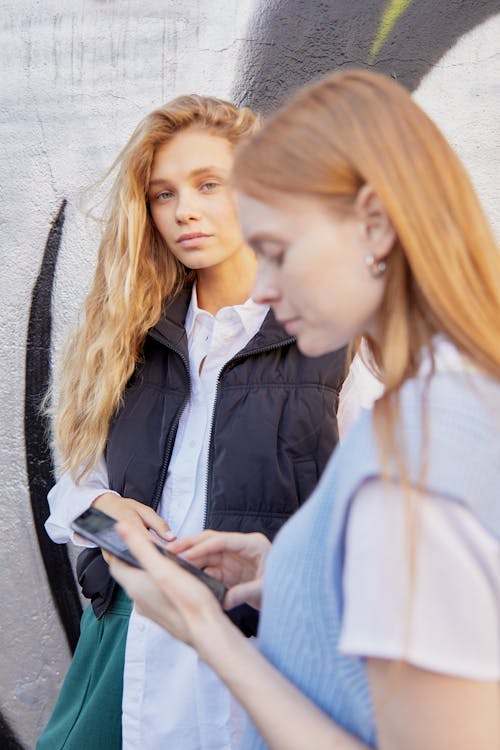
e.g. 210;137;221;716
232;69;500;465
54;95;259;480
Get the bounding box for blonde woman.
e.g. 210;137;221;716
110;70;500;750
38;96;347;749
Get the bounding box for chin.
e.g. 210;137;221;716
295;335;330;358
181;255;216;270
297;332;346;358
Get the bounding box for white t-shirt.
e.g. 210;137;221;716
339;340;500;681
339;478;500;680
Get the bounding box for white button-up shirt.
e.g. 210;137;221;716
123;286;269;750
46;285;269;750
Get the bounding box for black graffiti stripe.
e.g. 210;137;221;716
0;710;25;749
24;199;83;653
233;0;499;110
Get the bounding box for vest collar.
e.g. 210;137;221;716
149;286;191;352
149;285;294;354
239;308;295;355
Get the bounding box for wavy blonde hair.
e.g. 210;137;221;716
233;69;500;467
55;95;259;479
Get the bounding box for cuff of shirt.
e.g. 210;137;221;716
45;489;120;546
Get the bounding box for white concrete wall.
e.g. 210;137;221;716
1;1;498;747
1;2;256;746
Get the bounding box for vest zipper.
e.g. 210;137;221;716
150;343;190;512
202;337;295;529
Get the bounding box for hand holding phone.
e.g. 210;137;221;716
71;507;227;604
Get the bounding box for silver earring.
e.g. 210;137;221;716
365;254;387;278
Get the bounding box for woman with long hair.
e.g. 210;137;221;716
109;70;500;750
38;95;347;749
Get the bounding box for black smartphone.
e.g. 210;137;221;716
71;507;227;605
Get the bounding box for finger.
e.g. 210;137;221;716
116;521;174;574
224;579;263;611
116;521;199;601
167;530;218;555
182;532;249;561
179;552;225;570
137;506;176;542
108;553;152;599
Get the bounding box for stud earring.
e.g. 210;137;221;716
365;254;387;278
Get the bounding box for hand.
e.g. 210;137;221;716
92;492;175;564
92;491;175;540
108;521;227;649
168;530;271;610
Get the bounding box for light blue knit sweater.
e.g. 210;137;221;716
243;371;500;749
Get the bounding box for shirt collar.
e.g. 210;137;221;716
185;282;268;339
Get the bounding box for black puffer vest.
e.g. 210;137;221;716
77;288;347;634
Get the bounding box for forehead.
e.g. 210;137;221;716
150;129;233;181
237;191;330;239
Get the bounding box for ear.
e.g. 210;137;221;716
355;184;396;261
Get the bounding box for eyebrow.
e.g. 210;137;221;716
149;166;229;188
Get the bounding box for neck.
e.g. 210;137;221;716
195;246;257;315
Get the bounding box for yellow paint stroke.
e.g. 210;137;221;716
369;0;414;64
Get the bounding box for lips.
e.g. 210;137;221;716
176;232;212;247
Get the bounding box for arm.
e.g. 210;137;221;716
45;454;174;546
111;508;500;750
45;454;119;544
367;659;499;750
109;523;368;750
342;479;500;750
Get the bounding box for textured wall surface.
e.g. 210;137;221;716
1;1;498;747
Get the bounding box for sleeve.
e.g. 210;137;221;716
338;478;500;681
337;352;384;441
44;454;119;546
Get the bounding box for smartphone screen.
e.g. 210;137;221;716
71;507;227;604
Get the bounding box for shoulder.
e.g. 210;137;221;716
327;370;500;540
400;369;500;425
340;477;500;680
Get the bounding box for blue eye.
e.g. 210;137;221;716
157;190;174;201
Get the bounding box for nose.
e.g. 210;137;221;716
175;189;202;224
251;259;281;306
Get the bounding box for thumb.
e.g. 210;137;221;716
137;506;176;542
224;579;262;611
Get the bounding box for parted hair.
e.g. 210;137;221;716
232;69;500;467
54;95;259;479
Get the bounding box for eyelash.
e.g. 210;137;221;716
153;181;221;202
254;247;286;267
155;191;174;201
271;252;285;267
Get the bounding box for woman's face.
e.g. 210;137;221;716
237;190;393;357
148;129;248;271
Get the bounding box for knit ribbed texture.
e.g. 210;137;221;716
243;372;500;749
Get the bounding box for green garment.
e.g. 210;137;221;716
37;587;131;750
